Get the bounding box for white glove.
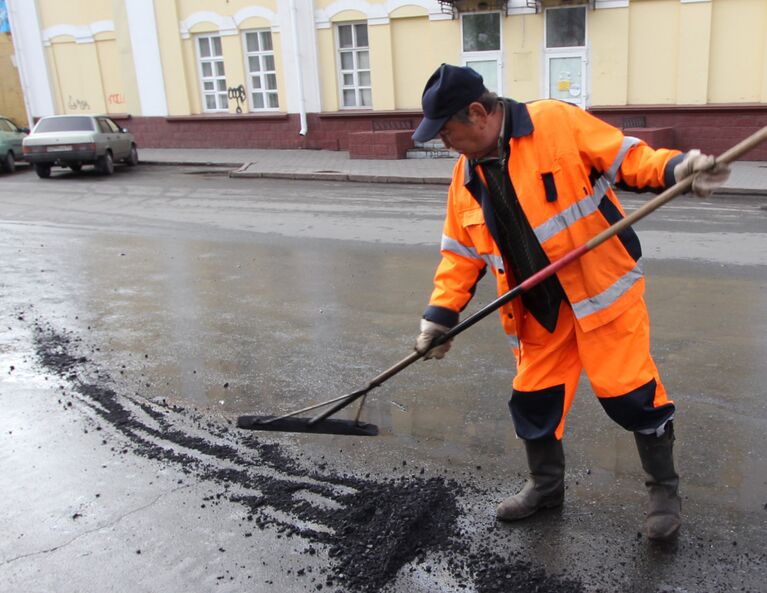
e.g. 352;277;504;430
415;319;452;360
673;149;731;197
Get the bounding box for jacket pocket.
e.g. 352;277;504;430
542;172;558;202
460;207;485;228
459;207;496;257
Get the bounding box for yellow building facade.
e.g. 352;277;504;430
0;0;26;126
7;0;767;158
0;34;26;127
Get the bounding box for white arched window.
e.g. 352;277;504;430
196;35;228;112
336;22;371;108
243;29;279;110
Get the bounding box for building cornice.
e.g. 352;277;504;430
42;20;114;45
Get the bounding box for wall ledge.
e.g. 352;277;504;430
166;113;289;123
590;103;767;113
318;109;421;120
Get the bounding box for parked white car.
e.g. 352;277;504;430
22;114;139;178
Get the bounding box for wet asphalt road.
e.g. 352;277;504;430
1;163;766;593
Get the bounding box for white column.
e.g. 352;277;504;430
279;0;321;114
125;0;168;116
6;0;55;125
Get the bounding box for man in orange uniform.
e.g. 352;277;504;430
412;64;730;541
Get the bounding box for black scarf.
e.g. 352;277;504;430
475;101;565;333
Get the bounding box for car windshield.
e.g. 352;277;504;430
34;117;94;133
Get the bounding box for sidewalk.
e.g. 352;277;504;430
139;147;767;196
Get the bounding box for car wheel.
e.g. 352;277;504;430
69;164;82;172
126;144;139;167
2;151;15;173
97;151;114;176
35;163;51;178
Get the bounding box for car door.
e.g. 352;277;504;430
105;117;130;159
11;120;26;156
0;119;11;153
95;117;117;157
1;118;23;155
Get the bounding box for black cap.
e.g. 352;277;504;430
412;64;487;143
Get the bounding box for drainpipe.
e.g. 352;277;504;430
288;0;308;136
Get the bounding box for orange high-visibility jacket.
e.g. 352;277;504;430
424;99;682;342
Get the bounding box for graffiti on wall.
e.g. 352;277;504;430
107;93;125;105
227;84;246;114
67;95;91;111
0;0;10;33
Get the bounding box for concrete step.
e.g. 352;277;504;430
407;140;458;159
406;149;457;159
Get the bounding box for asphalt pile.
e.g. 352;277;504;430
32;319;583;593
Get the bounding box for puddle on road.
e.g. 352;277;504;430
3;225;767;477
2;222;766;591
14;304;767;593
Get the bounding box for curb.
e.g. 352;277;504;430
229;162;451;185
229;170;451;185
141;160;243;168
229;171;450;186
712;188;767;198
139;159;767;195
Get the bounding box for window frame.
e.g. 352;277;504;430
544;5;587;50
104;118;122;133
195;34;229;113
242;29;280;112
336;22;372;110
460;11;503;95
460;11;502;54
96;118;113;134
543;6;589;109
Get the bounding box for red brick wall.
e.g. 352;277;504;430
117;114;306;150
348;130;414;159
115;111;420;154
115;105;767;160
622;127;675;150
590;104;767;160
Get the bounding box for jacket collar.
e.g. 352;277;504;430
463;98;534;186
505;97;534;139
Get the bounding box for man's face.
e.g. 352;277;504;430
438;108;496;160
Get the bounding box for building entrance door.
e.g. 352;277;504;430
544;5;588;109
464;58;501;95
546;52;586;108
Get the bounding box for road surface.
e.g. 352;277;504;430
1;164;765;593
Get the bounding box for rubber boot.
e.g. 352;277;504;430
634;422;681;541
496;438;565;521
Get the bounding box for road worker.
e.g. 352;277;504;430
412;64;730;541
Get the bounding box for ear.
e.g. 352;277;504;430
467;102;489;127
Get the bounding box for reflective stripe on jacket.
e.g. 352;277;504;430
424;99;681;336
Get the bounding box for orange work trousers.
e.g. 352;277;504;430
509;299;675;441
